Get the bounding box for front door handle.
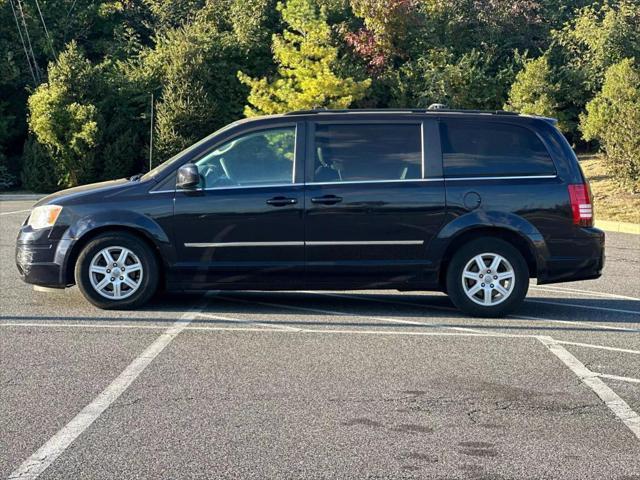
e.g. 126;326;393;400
311;195;343;205
266;196;297;207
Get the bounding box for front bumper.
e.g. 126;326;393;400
16;238;74;288
537;227;605;285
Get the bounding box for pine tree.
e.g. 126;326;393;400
21;138;59;193
505;56;559;119
238;0;370;115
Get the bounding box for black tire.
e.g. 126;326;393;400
445;238;529;317
75;232;159;310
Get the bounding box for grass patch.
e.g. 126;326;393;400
579;154;640;224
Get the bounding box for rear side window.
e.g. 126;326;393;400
441;121;556;177
312;124;422;182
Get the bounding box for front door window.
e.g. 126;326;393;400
194;127;296;189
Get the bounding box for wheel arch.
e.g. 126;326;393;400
437;226;539;290
63;225;166;287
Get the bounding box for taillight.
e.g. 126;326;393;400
568;183;594;227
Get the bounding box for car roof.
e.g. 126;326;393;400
233;108;558;126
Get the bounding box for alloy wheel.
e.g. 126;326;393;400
461;252;515;306
88;246;144;300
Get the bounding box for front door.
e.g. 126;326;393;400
172;123;305;288
304;120;446;287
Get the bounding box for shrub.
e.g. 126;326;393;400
21;139;60;193
101;130;140;180
0;161;16;191
581;59;640;192
27;42;100;188
505;56;561;123
394;48;513;110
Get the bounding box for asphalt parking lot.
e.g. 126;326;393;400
1;198;639;479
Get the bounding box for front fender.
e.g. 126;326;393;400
63;210;171;245
57;210;174;285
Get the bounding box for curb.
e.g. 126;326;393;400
595;220;640;235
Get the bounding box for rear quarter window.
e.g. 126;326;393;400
440;120;556;177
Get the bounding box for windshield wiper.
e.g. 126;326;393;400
128;173;143;181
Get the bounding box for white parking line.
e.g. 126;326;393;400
595;373;640;384
6;314;639;441
7;295;213;480
252;327;514;338
306;291;640;333
0;322;169;330
5;321;637;360
196;312;302;331
526;299;640;316
215;294;489;335
0;320;526;337
554;340;640;355
538;336;640;441
517;315;640;333
0;209;31;216
531;285;640;302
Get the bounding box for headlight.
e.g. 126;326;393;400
28;205;63;230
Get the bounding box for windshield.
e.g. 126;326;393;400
140;120;243;181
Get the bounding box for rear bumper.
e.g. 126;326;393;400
537;228;605;284
16;238;73;288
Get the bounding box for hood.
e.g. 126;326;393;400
35;178;137;207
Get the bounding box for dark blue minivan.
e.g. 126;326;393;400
16;109;605;316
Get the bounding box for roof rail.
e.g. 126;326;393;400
433;108;520;116
284;108;430;115
284;108;520;116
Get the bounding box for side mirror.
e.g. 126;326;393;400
177;163;200;189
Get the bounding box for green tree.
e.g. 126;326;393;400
155;81;213;161
228;0;279;47
27;42;99;187
392;48;514;110
0;0;157;188
144;0;207;30
101;127;140;180
20;138;59;192
581;59;640;192
538;1;640;143
238;0;370;115
0;163;16;190
504;55;567;129
0;0;32;183
143;16;250;161
556;1;640;93
421;0;550;57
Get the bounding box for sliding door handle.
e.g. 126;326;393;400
311;195;343;205
266;196;297;206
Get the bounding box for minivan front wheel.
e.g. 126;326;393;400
75;232;159;309
446;238;529;317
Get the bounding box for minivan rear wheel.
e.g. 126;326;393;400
446;238;529;317
75;232;159;309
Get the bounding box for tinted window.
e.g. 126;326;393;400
194;127;295;188
441;121;556;177
313;124;422;182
